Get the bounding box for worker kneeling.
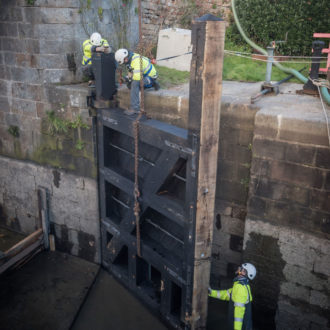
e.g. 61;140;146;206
115;48;160;115
209;263;256;330
82;32;111;86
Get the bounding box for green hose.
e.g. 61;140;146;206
231;0;330;104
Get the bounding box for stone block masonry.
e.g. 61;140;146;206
0;0;138;161
0;156;100;263
244;98;330;329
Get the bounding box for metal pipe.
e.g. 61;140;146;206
231;0;330;104
265;46;274;83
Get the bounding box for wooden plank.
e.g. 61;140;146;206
4;228;43;258
0;238;43;274
187;15;226;330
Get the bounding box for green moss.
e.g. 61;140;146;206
8;126;19;138
98;7;103;21
31;130;96;178
13;140;23;159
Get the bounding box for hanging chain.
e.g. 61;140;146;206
133;0;146;257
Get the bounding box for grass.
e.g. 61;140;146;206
156;39;309;87
155;65;190;88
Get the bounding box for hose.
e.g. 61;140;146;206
231;0;330;104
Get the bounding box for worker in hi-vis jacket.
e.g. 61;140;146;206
208;263;256;330
82;32;111;85
114;48;160;115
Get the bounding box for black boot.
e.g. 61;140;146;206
153;81;160;91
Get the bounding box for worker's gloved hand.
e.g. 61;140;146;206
96;46;105;52
127;71;133;79
208;287;212;295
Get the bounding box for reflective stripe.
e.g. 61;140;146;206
217;291;221;298
234;302;246;307
132;54;152;76
227;290;231;299
244;284;250;304
234;317;244;322
83;56;91;65
143;62;152;75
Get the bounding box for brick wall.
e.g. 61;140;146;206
142;0;231;44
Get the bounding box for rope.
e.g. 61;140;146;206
154;49;326;64
310;77;330;147
317;84;330;147
224;50;327;64
308;77;330;89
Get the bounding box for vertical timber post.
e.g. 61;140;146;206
187;14;225;330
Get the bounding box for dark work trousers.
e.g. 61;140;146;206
82;65;94;80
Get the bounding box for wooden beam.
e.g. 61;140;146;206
3;228;43;258
0;238;43;274
187;14;226;329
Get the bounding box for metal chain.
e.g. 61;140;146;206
133;0;145;258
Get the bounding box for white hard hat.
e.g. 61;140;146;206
242;263;256;280
115;48;129;64
90;32;102;46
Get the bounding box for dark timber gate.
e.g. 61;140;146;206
95;15;225;330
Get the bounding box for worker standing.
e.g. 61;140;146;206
208;263;256;330
115;48;160;115
82;32;111;85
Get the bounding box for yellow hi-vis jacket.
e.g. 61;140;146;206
82;38;110;65
129;53;157;81
209;281;253;330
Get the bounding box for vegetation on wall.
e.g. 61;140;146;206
8;126;19;138
79;0;134;49
231;0;330;55
45;111;90;151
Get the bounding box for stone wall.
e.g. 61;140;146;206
0;0;138;159
142;0;231;44
244;106;330;329
0;156;100;263
0;0;138;262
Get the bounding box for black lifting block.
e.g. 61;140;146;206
92;52;117;100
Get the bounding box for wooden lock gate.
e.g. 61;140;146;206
93;15;225;330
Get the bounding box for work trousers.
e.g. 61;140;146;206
82;65;94;80
130;77;155;111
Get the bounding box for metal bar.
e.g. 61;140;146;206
144;218;184;245
109;143;155;167
173;173;186;182
101;220;185;281
111;196;130;209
